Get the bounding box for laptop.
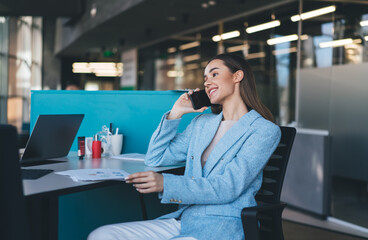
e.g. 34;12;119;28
20;114;84;167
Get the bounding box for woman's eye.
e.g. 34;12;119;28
213;73;218;77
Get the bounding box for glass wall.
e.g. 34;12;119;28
0;16;9;124
2;16;42;132
138;2;302;126
137;0;368;229
298;0;368;228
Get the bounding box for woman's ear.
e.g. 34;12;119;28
233;70;244;83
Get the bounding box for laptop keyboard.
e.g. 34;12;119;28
21;169;54;180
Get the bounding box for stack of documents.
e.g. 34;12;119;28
56;168;129;182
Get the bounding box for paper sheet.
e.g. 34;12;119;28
56;168;129;182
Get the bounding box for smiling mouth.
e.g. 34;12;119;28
209;88;217;98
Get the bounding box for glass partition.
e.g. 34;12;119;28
299;0;368;228
138;2;302;125
7;17;42;131
0;16;9;124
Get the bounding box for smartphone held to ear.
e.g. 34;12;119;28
189;90;212;110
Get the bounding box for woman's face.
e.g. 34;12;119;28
204;59;238;105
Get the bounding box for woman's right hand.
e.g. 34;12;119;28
167;89;208;120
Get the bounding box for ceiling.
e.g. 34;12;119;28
2;0;366;59
55;0;296;58
0;0;83;16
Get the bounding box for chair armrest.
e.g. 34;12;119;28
242;202;286;215
241;202;287;240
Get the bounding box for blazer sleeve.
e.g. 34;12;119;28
160;123;281;205
144;112;197;167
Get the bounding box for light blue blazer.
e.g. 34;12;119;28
145;109;281;240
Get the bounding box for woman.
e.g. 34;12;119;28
88;54;281;240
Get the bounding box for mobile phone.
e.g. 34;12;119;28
189;89;212;110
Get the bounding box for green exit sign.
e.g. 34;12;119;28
103;50;115;57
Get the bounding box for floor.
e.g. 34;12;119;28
283;207;368;239
283;220;367;240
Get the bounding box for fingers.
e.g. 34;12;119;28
187;88;200;95
126;172;151;183
183;93;190;100
134;181;161;193
126;171;163;193
133;182;153;189
125;171;150;182
179;92;190;100
194;106;209;113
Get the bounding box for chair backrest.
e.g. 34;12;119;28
255;126;296;204
0;125;30;240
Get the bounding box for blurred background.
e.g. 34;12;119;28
1;0;367;238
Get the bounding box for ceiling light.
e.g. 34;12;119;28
212;30;240;42
167;47;177;53
360;20;368;27
94;69;121;74
300;35;309;40
272;47;297;55
267;34;308;45
221;31;241;40
90;4;97;18
72;62;123;77
167;16;177;21
246;52;266;60
319;38;364;48
186;63;199;70
267;34;298;45
201;61;209;67
183;54;201;62
208;1;216;6
72;62;89;69
202;3;209;8
0;17;6;23
212;35;222;42
246;20;281;34
291;5;336;22
166;58;176;65
72;68;92;74
89;62;117;69
179;41;200;51
95;72;122;77
365;36;368;41
85;82;99;91
227;44;249;53
167;70;184;78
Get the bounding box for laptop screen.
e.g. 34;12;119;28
21;114;84;165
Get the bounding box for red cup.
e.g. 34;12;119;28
92;140;101;158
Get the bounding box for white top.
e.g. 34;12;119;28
201;120;237;167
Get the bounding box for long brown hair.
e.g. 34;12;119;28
208;54;274;122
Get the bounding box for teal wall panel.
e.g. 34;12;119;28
30;90;208;240
30;90;203;153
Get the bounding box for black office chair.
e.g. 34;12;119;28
241;126;296;240
0;125;31;240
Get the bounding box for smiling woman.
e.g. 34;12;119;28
88;53;281;240
205;54;274;122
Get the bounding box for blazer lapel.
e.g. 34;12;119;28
202;110;261;177
193;112;223;177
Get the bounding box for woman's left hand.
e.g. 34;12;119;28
125;171;164;193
